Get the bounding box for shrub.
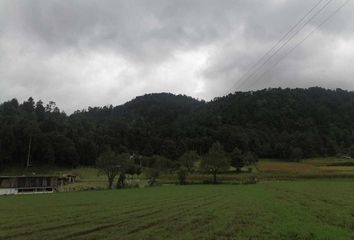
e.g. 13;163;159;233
176;167;188;185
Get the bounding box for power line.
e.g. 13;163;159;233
247;0;351;89
233;0;334;91
235;0;333;90
233;0;325;86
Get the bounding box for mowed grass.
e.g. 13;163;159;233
0;180;353;240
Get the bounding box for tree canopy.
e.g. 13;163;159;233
1;88;354;170
200;142;230;184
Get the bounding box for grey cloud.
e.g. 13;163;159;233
0;0;353;112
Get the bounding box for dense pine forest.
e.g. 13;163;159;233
1;87;354;169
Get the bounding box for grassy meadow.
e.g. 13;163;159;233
0;180;353;240
1;158;354;239
2;157;354;191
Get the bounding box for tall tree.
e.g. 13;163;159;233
96;150;121;189
178;150;199;172
200;142;230;184
115;153;135;189
143;155;173;186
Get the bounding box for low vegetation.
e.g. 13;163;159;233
0;180;353;240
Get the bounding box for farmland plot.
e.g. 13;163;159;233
0;180;353;240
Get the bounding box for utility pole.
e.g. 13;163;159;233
26;135;32;168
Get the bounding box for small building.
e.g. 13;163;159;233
58;174;77;187
0;176;58;195
63;174;77;183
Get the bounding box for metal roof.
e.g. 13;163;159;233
0;175;59;178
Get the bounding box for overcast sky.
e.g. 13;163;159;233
0;0;353;113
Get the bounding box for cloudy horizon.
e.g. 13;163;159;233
1;0;353;113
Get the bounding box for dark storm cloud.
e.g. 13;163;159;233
0;0;353;112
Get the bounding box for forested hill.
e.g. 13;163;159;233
1;87;354;168
74;93;205;123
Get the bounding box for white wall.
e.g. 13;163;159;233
0;188;18;195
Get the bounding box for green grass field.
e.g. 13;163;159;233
2;157;354;192
1;180;353;240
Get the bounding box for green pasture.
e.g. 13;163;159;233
0;180;353;240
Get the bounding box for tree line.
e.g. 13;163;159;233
96;142;257;188
1;87;354;171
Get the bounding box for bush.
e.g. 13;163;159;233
144;168;160;186
176;167;188;185
242;177;258;185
